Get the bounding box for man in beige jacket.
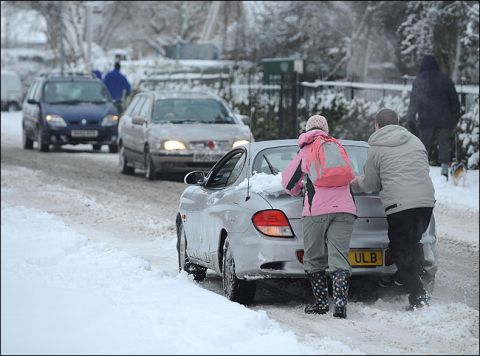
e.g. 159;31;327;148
351;108;435;310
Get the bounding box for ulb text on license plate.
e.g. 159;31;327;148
348;250;382;267
71;130;98;138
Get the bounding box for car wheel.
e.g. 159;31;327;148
7;102;20;112
22;127;33;149
222;238;256;305
144;148;156;181
37;126;49;152
177;223;207;281
119;145;135;175
92;144;102;151
108;143;118;153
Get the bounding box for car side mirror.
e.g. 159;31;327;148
236;114;250;126
27;99;39;105
184;171;206;185
132;117;145;125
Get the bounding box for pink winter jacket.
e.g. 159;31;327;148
281;129;357;217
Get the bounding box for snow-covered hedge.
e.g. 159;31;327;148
457;99;479;169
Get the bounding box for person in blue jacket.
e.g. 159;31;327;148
103;62;131;113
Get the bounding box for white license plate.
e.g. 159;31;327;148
193;152;224;162
71;130;98;138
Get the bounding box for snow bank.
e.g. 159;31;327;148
1;203;359;355
429;166;479;218
359;301;479;355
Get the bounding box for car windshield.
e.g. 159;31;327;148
252;144;368;176
151;99;236;124
44;81;111;104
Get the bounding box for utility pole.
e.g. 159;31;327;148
85;2;93;74
59;1;65;74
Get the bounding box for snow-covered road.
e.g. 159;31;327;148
1;112;478;354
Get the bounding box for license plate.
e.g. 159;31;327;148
193;152;224;162
348;250;383;267
71;130;98;138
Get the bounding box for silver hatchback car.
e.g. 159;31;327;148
176;140;438;304
118;91;252;179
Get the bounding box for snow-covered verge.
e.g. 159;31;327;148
2;203;355;355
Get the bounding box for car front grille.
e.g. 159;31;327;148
68;120;100;126
189;140;230;150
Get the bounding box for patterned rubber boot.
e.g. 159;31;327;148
332;270;350;319
305;271;329;314
407;288;431;311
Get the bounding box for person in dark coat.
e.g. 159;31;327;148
103;62;131;113
406;54;461;178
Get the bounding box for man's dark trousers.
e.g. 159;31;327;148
386;207;434;301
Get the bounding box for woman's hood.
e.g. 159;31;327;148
298;129;329;148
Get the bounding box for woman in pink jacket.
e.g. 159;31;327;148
281;115;357;318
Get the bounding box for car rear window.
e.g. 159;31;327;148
151;99;235;124
253;145;368;176
43;81;111;104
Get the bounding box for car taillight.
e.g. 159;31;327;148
252;209;294;237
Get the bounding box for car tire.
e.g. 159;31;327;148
7;102;20;112
144;148;156;181
119;145;135;175
108;143;118;153
222;238;256;305
92;144;102;151
22;127;33;149
177;223;207;281
37;126;49;152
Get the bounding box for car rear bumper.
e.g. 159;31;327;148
229;228;437;280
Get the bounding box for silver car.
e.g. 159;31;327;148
176;139;438;304
118;91;252;179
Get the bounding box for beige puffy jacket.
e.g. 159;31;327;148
351;125;435;215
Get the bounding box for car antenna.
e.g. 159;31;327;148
246;105;255;202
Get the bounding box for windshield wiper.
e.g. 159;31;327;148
263;155;279;175
49;100;82;105
172;119;200;124
87;100;108;104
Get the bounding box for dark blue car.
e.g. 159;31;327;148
22;73;119;153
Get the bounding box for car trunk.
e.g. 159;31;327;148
265;192;388;238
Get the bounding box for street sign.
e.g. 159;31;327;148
261;58;304;82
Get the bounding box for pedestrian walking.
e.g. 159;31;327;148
282;115;357;318
406;54;461;179
103;62;131;114
351;108;436;310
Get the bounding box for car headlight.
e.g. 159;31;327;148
102;114;119;126
163;140;187;150
45;114;67;127
232;139;249;148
